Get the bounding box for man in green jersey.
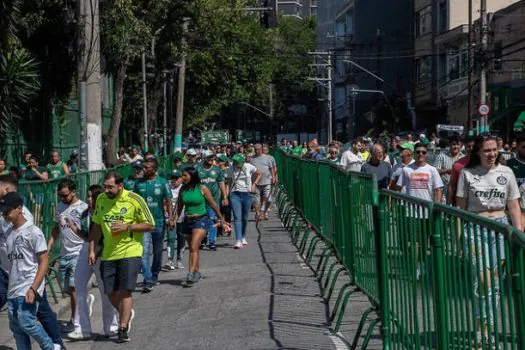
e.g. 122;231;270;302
291;140;303;157
134;159;173;292
124;161;144;191
180;148;200;171
47;151;70;179
88;171;154;343
196;150;227;250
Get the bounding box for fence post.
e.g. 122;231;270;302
431;207;448;350
511;230;525;349
376;194;390;349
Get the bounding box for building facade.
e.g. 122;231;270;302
277;0;317;19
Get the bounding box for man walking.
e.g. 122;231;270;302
340;138;364;172
134;159;173;292
89;171;154;343
250;144;276;221
361;144;392;189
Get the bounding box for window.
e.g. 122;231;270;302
447;46;468;81
417;56;432;83
310;6;317;17
335;20;345;37
335;87;347;120
345;11;353;35
438;1;448;33
512;68;523;81
415;6;431;37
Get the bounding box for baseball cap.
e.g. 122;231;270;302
231;153;245;164
202;150;215;158
186;148;197;156
399;143;414;152
132;160;144;169
171;170;182;179
0;192;24;214
218;155;230;163
420;136;430;146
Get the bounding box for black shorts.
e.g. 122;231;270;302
100;257;141;292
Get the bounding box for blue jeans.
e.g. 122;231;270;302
8;296;54;350
230;191;253;241
142;227;165;283
37;290;64;347
207;205;217;245
0;273;62;346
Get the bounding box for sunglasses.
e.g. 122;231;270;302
415;150;427;155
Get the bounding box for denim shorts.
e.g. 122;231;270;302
183;215;209;235
463;216;507;271
60;254;79;290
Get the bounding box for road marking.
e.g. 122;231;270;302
327;331;351;350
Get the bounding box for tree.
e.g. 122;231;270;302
101;0;151;165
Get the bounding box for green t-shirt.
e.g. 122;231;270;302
69;164;79;173
47;161;67;179
124;176;138;191
292;146;303;157
196;164;225;204
134;176;173;228
24;166;47;181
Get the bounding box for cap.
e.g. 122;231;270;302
0;192;24;214
186;148;197;156
231;153;245;164
420;136;430;146
170;170;182;179
399;143;414;152
132;160;144;170
218;155;230;163
202;150;215;158
173;151;184;160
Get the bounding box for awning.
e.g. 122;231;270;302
513;111;525;131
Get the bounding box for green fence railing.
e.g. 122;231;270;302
274;150;525;349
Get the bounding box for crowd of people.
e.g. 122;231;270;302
0;142;278;348
0;151;79;181
281;132;525;347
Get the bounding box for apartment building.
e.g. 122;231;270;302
413;0;519;129
277;0;317;19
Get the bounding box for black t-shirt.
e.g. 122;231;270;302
361;161;392;189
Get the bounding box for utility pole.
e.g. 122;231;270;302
163;71;168;155
327;53;333;144
78;0;103;171
480;0;488;132
467;0;473;136
308;52;333;144
175;18;189;152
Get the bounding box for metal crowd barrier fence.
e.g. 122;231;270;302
274;150;525;349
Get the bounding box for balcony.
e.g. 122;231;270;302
435;24;468;46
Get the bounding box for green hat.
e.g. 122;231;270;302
420;136;430;145
399;143;414;152
218;155;230;163
173;151;184;160
171;170;182;178
232;153;245;164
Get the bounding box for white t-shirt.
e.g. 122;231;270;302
457;165;520;213
0;206;34;273
340;150;363;172
228;163;258;193
55;200;88;257
397;163;444;202
170;183;185;223
6;220;47;299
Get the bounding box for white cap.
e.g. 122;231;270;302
202;150;215;158
186;148;197;156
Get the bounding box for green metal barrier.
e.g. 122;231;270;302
274;149;525;349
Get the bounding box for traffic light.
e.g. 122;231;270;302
259;0;277;29
494;41;502;71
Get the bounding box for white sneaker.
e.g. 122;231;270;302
53;344;62;350
128;309;135;332
241;238;248;246
67;329;91;340
87;294;95;317
176;259;185;269
233;241;243;249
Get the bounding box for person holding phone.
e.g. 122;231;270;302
0;192;58;350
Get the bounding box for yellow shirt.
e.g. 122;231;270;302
361;150;370;161
92;189;154;261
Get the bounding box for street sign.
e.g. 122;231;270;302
201;130;229;145
477;103;491;116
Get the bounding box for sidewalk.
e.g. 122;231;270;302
1;211;343;349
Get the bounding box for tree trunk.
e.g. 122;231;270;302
105;64;127;167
